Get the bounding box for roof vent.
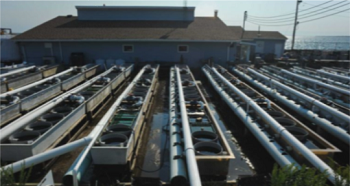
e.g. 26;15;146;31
214;10;218;18
66;15;72;18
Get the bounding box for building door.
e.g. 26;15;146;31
44;43;53;56
275;43;283;58
240;45;251;63
255;41;264;55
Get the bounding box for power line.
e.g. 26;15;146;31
303;1;350;17
301;7;350;23
249;0;348;22
247;2;349;24
247;0;349;22
246;21;294;27
246;7;350;26
248;0;334;18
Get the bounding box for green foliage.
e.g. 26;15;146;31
328;159;350;186
0;163;32;186
334;165;350;186
271;164;328;186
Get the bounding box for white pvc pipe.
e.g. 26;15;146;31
0;65;134;176
234;68;350;145
1;137;92;173
317;69;350;82
0;67;75;98
69;66;144;185
292;67;350;89
0;65;36;79
323;67;350;76
249;68;350;129
216;67;337;184
293;66;317;74
263;68;350;108
0;67;116;142
169;68;187;183
202;66;299;168
281;69;350;96
175;66;202;186
292;68;321;78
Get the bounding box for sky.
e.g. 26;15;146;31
0;0;349;37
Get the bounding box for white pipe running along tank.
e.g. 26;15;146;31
252;68;350;131
291;67;342;86
262;67;350;108
213;67;339;184
0;65;135;175
260;68;350;124
0;137;92;173
62;66;146;186
202;66;300;168
233;67;350;145
175;66;202;186
291;67;350;90
317;69;350;83
323;67;350;76
169;68;187;184
0;67;75;98
280;69;350;96
0;66;118;142
0;65;36;79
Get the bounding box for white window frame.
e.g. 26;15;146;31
177;45;189;53
123;45;134;53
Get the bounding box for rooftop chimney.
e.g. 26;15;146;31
214;10;218;18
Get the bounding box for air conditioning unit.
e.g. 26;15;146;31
42;57;56;65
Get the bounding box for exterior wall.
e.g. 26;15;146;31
20;41;235;67
254;39;286;58
1;35;21;62
20;42;61;65
244;39;286;58
77;7;195;21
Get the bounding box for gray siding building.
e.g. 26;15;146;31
13;6;287;66
229;26;287;59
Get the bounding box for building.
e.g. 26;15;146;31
1;28;21;65
229;26;287;60
13;6;287;66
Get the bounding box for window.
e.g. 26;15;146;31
44;43;52;48
123;45;134;53
178;45;188;53
44;43;53;56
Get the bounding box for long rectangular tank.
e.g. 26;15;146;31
0;65;132;162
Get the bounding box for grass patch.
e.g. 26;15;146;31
271;164;328;186
1;163;32;186
271;161;350;186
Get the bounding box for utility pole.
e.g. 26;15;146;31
291;0;302;50
241;11;247;39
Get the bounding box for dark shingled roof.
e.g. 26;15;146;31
13;16;240;41
229;26;244;38
229;26;287;40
